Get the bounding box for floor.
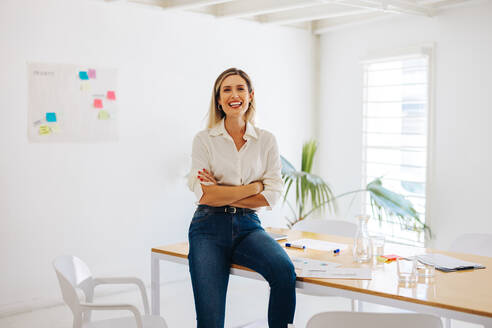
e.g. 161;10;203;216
0;276;480;328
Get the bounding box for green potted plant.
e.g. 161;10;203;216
281;140;430;236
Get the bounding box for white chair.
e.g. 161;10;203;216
53;255;167;328
448;233;492;257
306;311;443;328
292;218;360;311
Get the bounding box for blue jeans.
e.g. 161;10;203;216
188;205;296;328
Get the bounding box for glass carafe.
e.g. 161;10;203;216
353;215;373;263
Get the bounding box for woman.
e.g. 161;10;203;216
186;68;296;328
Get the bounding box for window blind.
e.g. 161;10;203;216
362;55;430;246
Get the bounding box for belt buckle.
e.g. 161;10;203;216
225;206;237;214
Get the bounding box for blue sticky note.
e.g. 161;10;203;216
46;112;57;122
79;71;89;80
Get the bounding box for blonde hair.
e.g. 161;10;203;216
207;68;256;129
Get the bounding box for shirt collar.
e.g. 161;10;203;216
209;119;258;140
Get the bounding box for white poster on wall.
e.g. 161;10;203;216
28;62;118;142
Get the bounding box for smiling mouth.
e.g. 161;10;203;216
228;101;242;109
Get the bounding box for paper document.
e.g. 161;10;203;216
292;257;340;271
289;239;348;252
415;253;485;272
267;232;288;241
298;268;372;279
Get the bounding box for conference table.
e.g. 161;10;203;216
151;227;492;327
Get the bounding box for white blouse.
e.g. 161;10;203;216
187;119;283;210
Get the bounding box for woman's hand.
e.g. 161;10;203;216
198;169;263;197
252;181;264;194
197;168;217;185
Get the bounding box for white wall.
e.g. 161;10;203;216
318;2;492;249
0;0;316;315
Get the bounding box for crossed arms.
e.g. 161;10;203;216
197;169;269;208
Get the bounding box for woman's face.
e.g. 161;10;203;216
218;74;253;120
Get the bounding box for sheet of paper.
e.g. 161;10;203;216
28;62;118;143
290;239;348;252
292;257;340;270
298;268;372;279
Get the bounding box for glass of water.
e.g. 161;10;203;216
371;235;385;262
397;258;417;285
417;262;435;279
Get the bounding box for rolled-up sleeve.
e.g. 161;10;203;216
187;134;210;202
260;134;284;210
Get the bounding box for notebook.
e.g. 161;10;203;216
415;253;485;272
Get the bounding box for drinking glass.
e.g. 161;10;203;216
417;262;435;278
397;258;417;285
371;235;385;263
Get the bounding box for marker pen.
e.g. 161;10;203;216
285;243;306;249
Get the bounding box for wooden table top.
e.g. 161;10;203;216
152;227;492;318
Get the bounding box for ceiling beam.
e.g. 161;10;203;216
214;0;321;19
258;4;371;25
416;0;465;4
352;0;435;16
327;0;434;17
313;11;390;34
128;0;236;11
427;0;475;8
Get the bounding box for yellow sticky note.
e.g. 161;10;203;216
39;125;52;135
98;110;110;120
51;124;61;133
80;81;91;92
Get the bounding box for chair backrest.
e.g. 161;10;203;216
306;312;443;328
53;255;94;314
293;218;357;238
448;233;492;257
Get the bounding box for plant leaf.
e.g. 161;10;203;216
301;140;317;173
281;155;296;175
367;178;430;235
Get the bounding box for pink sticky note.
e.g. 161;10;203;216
93;99;103;108
107;91;116;100
88;69;96;79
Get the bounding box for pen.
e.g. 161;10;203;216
285;243;306;249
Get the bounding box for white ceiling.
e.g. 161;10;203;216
105;0;484;34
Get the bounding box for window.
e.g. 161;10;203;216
362;50;432;246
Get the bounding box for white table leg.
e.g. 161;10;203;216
444;318;451;328
353;300;364;312
151;253;160;315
